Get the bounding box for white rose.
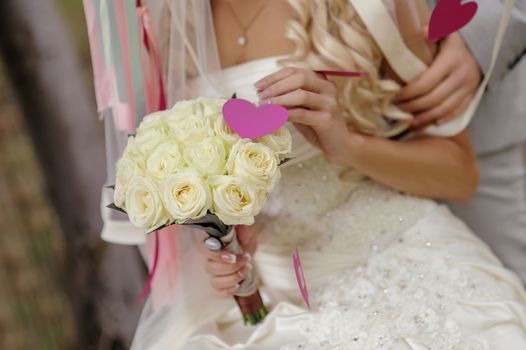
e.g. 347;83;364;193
163;99;214;145
138;110;167;130
162;169;212;222
208;175;266;225
114;137;146;208
183;137;227;176
198;98;226;118
125;176;169;232
226;139;281;190
166;114;213;146
256;126;292;161
213;115;241;151
121;135;144;162
146;142;184;179
135;111;170;155
165;100;200;123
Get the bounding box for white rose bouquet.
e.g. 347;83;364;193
108;97;292;325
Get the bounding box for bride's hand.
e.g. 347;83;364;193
199;225;257;299
254;67;351;165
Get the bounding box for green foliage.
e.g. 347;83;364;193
106;202;127;214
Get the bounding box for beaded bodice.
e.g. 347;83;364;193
257;154;436;272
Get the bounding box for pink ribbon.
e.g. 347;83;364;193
138;226;180;304
137;5;167;113
85;0;170;301
135;0;170;302
113;0;137;131
83;0;113;112
138;230;160;301
83;0;136;133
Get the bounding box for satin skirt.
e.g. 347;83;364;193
168;203;526;349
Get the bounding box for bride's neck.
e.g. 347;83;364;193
211;0;296;69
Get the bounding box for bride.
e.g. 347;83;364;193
128;0;526;349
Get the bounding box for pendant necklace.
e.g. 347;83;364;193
226;0;270;47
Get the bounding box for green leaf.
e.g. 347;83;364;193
279;157;295;166
106;202;127;214
146;224;169;235
181;213;230;238
143;213;230;236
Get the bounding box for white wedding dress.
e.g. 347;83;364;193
133;56;526;350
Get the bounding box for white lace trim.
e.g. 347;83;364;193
280;232;500;350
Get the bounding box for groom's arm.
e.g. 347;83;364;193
460;0;526;82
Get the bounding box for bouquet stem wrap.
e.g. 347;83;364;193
211;227;268;325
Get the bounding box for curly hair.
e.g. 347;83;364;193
282;0;413;137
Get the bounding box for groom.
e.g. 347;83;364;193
397;0;526;282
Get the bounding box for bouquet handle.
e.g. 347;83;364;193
205;227;268;325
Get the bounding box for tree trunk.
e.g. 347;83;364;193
0;0;145;348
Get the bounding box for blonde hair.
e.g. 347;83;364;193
283;0;413;137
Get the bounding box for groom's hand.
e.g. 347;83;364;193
395;33;482;129
199;225;257;299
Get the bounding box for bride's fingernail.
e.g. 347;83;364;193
257;90;270;99
228;284;240;293
254;81;265;90
258;99;271;105
220;253;237;264
238;265;250;277
243;253;252;262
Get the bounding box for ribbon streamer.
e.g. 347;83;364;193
138;231;160;301
83;0;159;132
137;5;167;113
84;0;169;300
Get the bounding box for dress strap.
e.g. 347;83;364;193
350;0;428;82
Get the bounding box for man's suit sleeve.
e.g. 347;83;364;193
459;0;526;81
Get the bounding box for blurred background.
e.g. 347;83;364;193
0;1;146;349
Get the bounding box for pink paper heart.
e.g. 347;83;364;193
222;98;288;139
293;248;310;309
428;0;478;41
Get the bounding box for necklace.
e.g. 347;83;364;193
226;0;269;47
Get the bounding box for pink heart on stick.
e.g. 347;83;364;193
222;98;288;139
428;0;478;41
293;248;310;309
